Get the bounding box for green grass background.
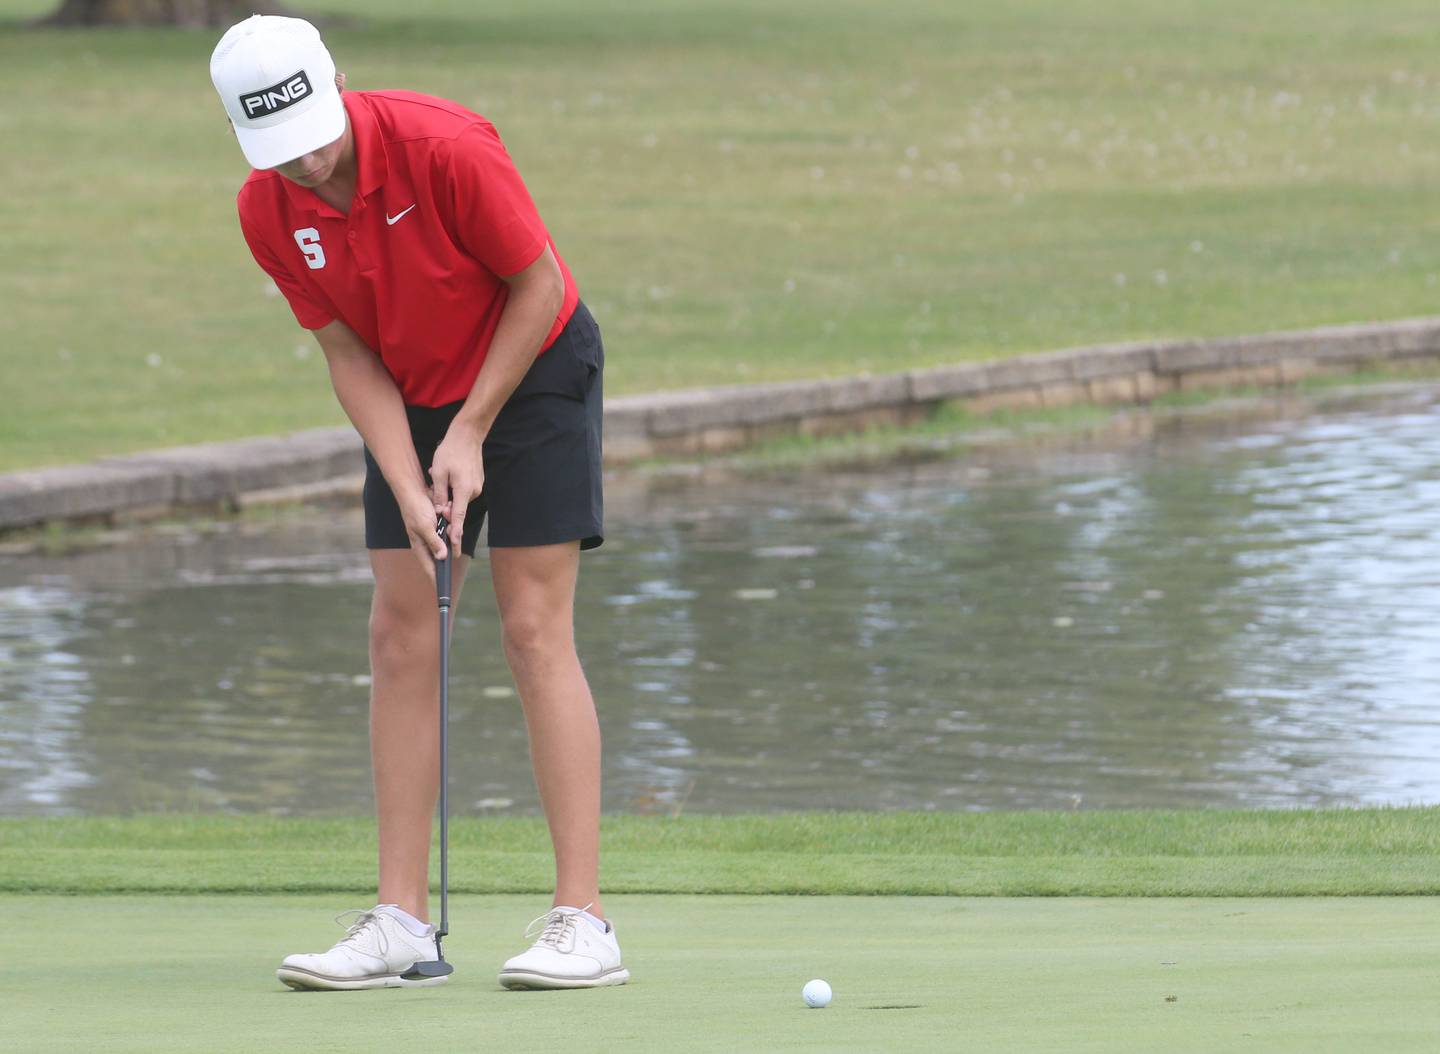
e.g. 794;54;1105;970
5;0;1440;468
4;808;1436;895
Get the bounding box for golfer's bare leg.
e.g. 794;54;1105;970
369;549;470;923
490;542;603;919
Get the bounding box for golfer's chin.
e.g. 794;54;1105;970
272;155;333;186
281;167;330;187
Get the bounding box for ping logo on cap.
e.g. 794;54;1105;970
239;70;313;119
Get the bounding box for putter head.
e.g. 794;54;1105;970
401;958;454;979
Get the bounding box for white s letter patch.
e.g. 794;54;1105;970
293;227;326;270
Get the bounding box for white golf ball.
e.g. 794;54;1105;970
802;978;832;1008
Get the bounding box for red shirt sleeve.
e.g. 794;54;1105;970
238;196;336;331
442;122;549;278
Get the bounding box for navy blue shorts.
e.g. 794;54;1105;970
362;301;604;557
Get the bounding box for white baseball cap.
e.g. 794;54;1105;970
210;15;346;170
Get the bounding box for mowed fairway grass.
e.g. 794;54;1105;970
6;0;1440;468
2;811;1437;1051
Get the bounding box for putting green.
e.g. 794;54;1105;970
3;894;1435;1052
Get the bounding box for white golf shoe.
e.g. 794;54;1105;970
276;906;448;991
498;905;630;990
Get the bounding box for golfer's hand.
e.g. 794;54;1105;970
429;419;486;550
400;489;448;574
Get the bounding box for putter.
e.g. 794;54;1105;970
401;514;456;980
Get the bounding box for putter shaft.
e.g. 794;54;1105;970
436;515;452;946
403;515;455;978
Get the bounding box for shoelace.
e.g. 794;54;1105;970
334;909;390;958
523;903;595;952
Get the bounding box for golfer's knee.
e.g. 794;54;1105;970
369;602;432;667
500;611;570;668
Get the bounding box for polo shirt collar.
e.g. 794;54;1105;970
348;92;388;199
279;92;388;215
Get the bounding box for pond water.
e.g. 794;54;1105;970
2;384;1439;816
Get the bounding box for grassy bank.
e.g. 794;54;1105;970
3;808;1436;896
6;0;1440;468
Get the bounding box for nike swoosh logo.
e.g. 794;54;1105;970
386;204;417;225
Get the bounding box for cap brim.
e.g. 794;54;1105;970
234;89;345;171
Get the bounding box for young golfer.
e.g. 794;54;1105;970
209;16;625;991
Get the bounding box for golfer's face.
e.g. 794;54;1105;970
273;132;345;186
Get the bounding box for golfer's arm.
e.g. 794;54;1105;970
451;245;566;435
312;320;427;502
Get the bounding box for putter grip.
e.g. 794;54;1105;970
435;515;452;607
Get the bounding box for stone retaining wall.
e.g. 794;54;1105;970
4;316;1439;531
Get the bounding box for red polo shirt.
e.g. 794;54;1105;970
237;90;578;408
